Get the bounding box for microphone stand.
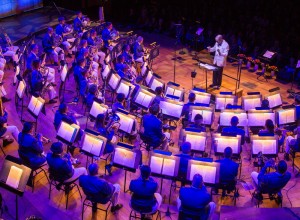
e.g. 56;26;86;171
172;25;182;83
287;67;299;97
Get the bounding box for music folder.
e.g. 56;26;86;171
16;80;26;99
198;62;218;71
251;135;278;156
247;109;275;127
108;72;121;90
149;76;165;92
149;150;179;178
89;101;108;119
184;128;207;153
219;109;248;127
116;110;136;134
265;92;282;109
189;105;214;125
81;130;107;157
242;94;262;111
213;133;241;155
190;89;211;105
165;83;184;102
116;79;135;98
215;94;237;110
112;142;141;172
102;64;111;80
141;62;149;77
145;70;154;86
133;86;156;109
159;99;184;120
56;121;80;145
276;107;296;126
187;160;220;185
28;95;45;118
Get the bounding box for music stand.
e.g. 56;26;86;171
159;99;184;121
0;155;31;220
144;70;154;87
213;133;242;157
15;80;26;121
265;90;283;109
148;45;160;68
149;75;165;92
241;94;262;111
86;100;108;127
198;61;219;91
251;135;278;160
101;64;112;81
115;109;136;135
112;142;141;192
165;82;184;102
259;50;277;64
215;93;237;111
189;105;214;127
132;86;156;110
276;107;296;126
108;71;121;91
56;120;80;153
190;89;211;105
183;128;207;155
219;109;248;127
141;62;149;77
115;78;135;99
26;95;45;132
81;129;107;168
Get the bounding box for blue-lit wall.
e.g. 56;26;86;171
0;0;43;18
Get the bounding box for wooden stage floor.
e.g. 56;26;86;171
1;10;300;220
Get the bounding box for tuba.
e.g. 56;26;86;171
88;46;98;57
52;34;63;47
94;36;104;49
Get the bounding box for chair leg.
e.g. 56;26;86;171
0;146;6;156
82;202;85;220
49;181;52;199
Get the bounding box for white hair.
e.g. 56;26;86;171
137;36;143;43
215;34;223;41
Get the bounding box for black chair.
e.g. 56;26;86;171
178;207;209;220
129;203;161;220
252;189;283;208
81;197;112;220
0;137;6;156
211;181;239;206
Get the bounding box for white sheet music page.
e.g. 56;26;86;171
220;112;247;127
263;50;275;59
165;87;175;97
57;122;78;143
216;137;239;154
252;139;276;155
28;96;45;116
117;82;130;97
6;165;23;189
83;134;104;156
195;93;210;105
267;93;282;108
117;113;134;133
248;113;275;126
162;158;176;177
141;62;148;76
61;65;68;82
186;134;206;151
191;109;212;125
190;164;216;184
150;156;163;174
17;80;26;99
244;98;261;111
150;78;163;92
216;97;226;110
160;101;183;118
141;93;153;108
109;74;119;90
102;65;110;79
114;148;136;168
278;109;295;125
145;71;153;85
90;102;107;118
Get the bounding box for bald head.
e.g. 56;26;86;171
192;174;204;188
215;35;223;44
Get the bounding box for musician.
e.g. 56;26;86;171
77;47;100;76
42;27;59;66
284;126;300;157
55;16;72;58
122;44;134;64
188;114;206;132
216;147;239;185
54;103;78;131
177;174;216;220
251;160;291;201
101;22;114;48
79;69;89;97
86;84;102;109
181;93;196;128
18;122;46;169
87;29;105;66
0;85;10;102
207;35;229;90
0;48;6;70
115;55;127;72
73;11;83;33
0;110;19;142
222;116;245;145
141;104;168;150
129;165;162;213
133;36;148;63
152;86;165;105
261;99;270;109
79;163;123;213
112;93;125;113
175;142;192;184
46;142;87;183
0;33;19;62
30;59;57;104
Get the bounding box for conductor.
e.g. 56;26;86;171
207;35;229;89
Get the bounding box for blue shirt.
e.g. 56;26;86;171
142;114;163;147
222;126;246;145
42;33;53;53
31;70;43;92
133;42;144;60
46;153;74;182
122;51;133;63
73;65;85;84
216;158;239;183
73;17;82;33
112;101;125;113
26;52;39;70
56;24;64;36
54;110;77;130
101;28;111;47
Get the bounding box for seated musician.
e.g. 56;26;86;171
152;86;165;105
55;16;72;58
251;160;291;200
79;68;89;98
30;59;57;104
181;93;196;128
261;99;270;109
141;104;168;150
188;114;206;132
175;142;192;186
122;44;134;64
102;22;114;48
115;54;127;72
222;116;245;145
133;36;148;63
284;126;300;158
216;147;239;189
0;48;6;70
73;11;83;33
86;84;102;109
54;103;78;130
47;142;87;183
77;39;88;57
0;33;19;62
42;27;59;66
79;163;123;213
177;174;216;220
129;165;162;213
112;93;126;113
18;122;46;169
87;29;105;66
73;57;86;85
259;119;285;148
94;114;117;155
0;109;20;143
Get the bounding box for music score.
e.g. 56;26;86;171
6;165;23;189
215;94;237;110
184;130;207;152
191;90;211;105
113;146;137;169
116;111;136;134
57;121;80;144
150;77;164;92
219;110;248;126
89;102;108;118
159;100;183;119
277;108;295;125
188;160;220;184
149;154;179;177
81;132;107;157
242;95;262;111
266;93;282;108
28;96;45;117
133;87;155;109
252;135;278;155
247;110;275;127
213;133;241;155
189;106;213;125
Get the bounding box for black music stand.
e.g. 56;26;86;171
0;155;31;220
56;120;80;153
132;86;156;110
287;60;300;94
26;95;46;132
112;142;141;192
148;45;160;69
259;50;277;64
198;61;219;92
15;80;26;122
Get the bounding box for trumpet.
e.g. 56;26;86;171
257;151;276;168
35;133;51;144
106;113;121;132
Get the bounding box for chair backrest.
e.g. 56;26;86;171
178;209;203;220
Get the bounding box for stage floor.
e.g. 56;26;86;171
1;8;300;220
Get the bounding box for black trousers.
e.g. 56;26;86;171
213;66;224;86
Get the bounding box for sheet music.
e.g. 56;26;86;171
28;96;45;116
116;82;130;97
267;93;282;108
216;97;235;110
61;65;68;82
190;164;216;184
109;74;120;90
191;109;212;125
220;112;248;126
102;65;110;79
90;102;108;118
160;101;183;119
116;113;134;133
17;80;26;99
186;133;206;151
252;139;277;154
194;93;211;105
243;98;261;111
141;62;148;76
162;158;176;177
113;148;136;168
166;87;182;99
145;71;153;85
57;122;79;143
150;78;163;92
199;63;217;71
82;134;104;156
215;137;239;154
135;91;153;108
6;165;23;189
150;156;163;174
263;50;275;59
278;109;295;125
248;112;275;126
